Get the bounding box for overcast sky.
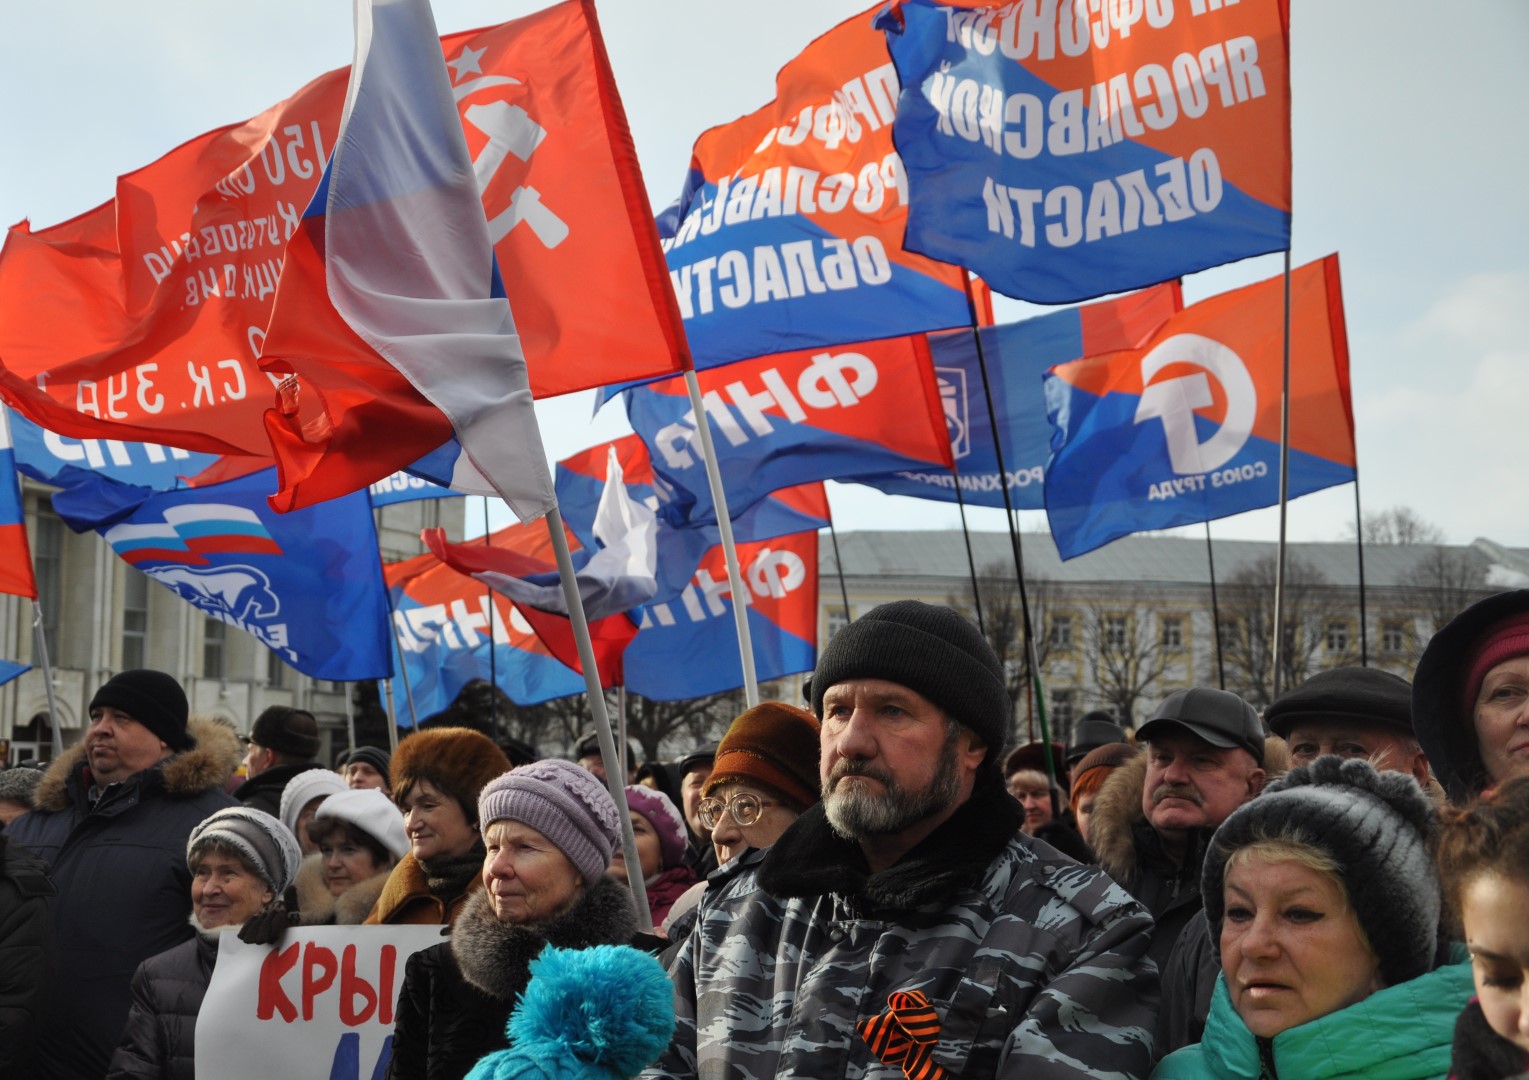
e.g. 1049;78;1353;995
3;0;1526;549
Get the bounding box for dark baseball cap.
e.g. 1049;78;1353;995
1137;687;1265;765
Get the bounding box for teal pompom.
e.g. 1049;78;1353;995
465;944;675;1080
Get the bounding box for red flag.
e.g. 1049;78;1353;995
0;0;684;457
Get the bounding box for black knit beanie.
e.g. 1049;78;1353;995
336;745;391;786
89;669;192;752
809;601;1009;760
1202;755;1441;987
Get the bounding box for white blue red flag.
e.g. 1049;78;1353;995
259;0;554;519
878;0;1291;302
1043;255;1355;559
0;408;38;599
858;282;1181;509
52;468;392;679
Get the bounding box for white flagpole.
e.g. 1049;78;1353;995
30;601;64;759
543;506;654;932
680;370;759;707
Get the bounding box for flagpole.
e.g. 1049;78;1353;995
543;505;653;931
343;683;357;751
482;496;500;737
1271;249;1294;698
1351;478;1369;666
961;284;1051;787
680;370;758;707
949;460;986;637
383;584;419;742
1206;523;1227;691
382;679;399;740
30;602;63;760
827;519;854;627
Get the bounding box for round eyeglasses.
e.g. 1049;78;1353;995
696;791;780;830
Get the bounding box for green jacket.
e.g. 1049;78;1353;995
1152;953;1473;1080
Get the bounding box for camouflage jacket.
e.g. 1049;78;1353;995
645;778;1159;1079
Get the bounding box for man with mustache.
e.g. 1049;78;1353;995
645;601;1160;1079
1089;687;1268;980
4;669;239;1080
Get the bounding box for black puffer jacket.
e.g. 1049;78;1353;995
386;878;637;1080
105;933;219;1080
0;833;55;1078
3;718;240;1080
233;761;326;816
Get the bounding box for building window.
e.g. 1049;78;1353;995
1381;621;1405;654
122;570;149;671
203;618;226;678
1049;615;1073;651
266;649;287;689
1325;620;1348;653
1051;688;1076;733
1161;616;1184;650
1105;615;1128;649
33;507;63;649
826;608;851;640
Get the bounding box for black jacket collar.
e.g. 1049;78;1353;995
758;776;1023;912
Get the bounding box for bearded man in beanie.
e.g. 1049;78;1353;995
646;601;1159;1080
4;669;240;1080
236;705;327;815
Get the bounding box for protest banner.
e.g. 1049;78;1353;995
195;925;441;1079
880;0;1290;302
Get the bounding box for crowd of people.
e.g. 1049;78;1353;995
2;588;1528;1079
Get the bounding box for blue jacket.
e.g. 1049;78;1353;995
4;718;240;1080
1152;953;1474;1080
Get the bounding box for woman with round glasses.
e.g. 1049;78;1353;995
660;703;821;939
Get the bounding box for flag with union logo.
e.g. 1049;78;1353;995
661;3;970;369
624;530;819;701
856;282;1181;509
626;335;952;528
0;0;684;458
51;468;391;679
878;0;1290;302
1043;255;1354;559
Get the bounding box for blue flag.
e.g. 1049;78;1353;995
855;283;1180;508
53;469;392;680
10;413;217;490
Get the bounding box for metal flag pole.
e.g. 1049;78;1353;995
382;586;418;749
30;602;63;759
382;679;399;738
544;505;654;931
1271;249;1294;698
483;496;500;737
827;519;854;627
1205;523;1227;690
962;284;1052;786
680;369;758;707
1351;477;1369;666
949;458;986;637
343;684;358;751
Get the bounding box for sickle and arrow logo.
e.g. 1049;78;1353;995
1133;333;1257;475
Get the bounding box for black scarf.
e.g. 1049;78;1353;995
420;841;485;901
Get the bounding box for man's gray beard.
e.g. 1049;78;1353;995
824;723;963;841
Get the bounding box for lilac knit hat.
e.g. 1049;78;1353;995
623;786;688;870
478;760;621;885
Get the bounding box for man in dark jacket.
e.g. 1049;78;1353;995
647;601;1159;1079
0;831;54;1078
4;669;240;1080
1087;687;1266;977
235;705;326;815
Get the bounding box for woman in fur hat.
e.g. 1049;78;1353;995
386;760;638;1080
107;807;301;1080
365;727;510;926
293;788;408;925
1152;757;1473;1080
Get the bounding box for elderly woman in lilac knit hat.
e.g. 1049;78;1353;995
608;786;696;926
386;760;641;1080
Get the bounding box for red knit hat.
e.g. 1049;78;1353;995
1463;612;1529;717
704;702;821;811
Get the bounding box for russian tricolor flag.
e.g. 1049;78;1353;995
259;0;555;523
0;407;38;600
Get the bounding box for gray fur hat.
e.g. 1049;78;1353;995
1202;755;1441;987
0;766;42;808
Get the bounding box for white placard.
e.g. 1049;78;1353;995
195;925;444;1079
